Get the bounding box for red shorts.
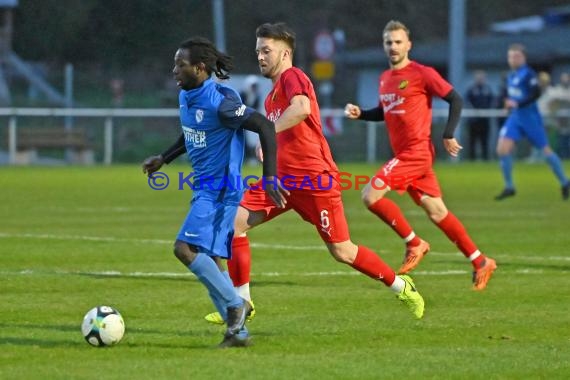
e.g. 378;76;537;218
240;176;350;243
374;154;442;205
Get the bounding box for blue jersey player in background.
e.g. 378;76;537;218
495;43;570;201
142;37;288;347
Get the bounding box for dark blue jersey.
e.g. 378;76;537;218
507;64;540;114
178;78;255;202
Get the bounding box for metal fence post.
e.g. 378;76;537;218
8;115;16;164
104;116;113;165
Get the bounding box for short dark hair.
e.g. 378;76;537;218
383;20;411;40
255;22;296;51
508;43;526;57
179;37;234;80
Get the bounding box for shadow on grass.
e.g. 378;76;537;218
123;341;214;350
0;323;77;332
0;323;230;350
0;324;332;349
250;279;298;287
0;336;217;350
0;322;210;337
1;337;84;348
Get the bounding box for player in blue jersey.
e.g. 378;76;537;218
495;44;570;200
142;37;288;348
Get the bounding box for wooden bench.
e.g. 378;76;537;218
14;128;94;164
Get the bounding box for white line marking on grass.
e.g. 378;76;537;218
250;242;326;251
0;232;172;245
0;269;194;278
406;209;548;218
428;251;570;262
0;232;324;250
0;268;560;279
1;232;569;262
73;207;133;213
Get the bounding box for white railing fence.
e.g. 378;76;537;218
1;107;569;165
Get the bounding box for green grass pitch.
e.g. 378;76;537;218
1;162;569;379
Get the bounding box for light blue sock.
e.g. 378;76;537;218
222;271;234;288
236;326;249;340
188;253;243;309
499;155;514;189
545;153;569;186
206;270;234;321
207;289;227;321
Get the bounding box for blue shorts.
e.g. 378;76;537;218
176;192;239;259
499;110;548;149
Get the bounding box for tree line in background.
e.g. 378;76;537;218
11;0;570;104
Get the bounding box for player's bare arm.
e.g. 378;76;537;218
274;94;311;133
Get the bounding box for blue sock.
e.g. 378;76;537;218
545;153;569;186
236;326;249;339
207;289;227;321
206;270;234;321
499;155;514;189
222;271;234;288
188;253;243;309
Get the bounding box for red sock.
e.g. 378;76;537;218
368;198;420;246
435;212;486;268
350;245;396;286
227;235;251;287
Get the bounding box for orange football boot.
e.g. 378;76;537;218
398;239;430;274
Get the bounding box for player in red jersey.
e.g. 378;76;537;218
200;22;425;323
344;20;497;290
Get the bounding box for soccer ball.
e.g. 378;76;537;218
81;306;125;347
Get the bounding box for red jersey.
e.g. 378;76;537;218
378;61;453;157
265;67;338;184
